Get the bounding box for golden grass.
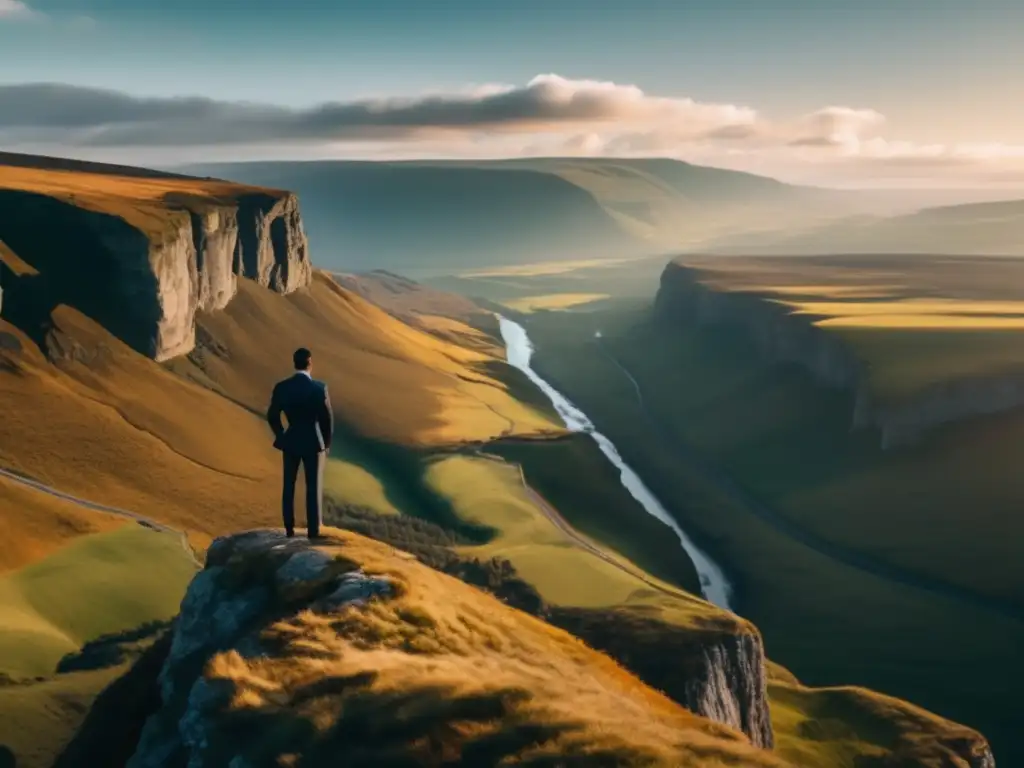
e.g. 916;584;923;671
502;292;611;313
0;270;559;558
194;530;788;767
0;476;125;573
182;274;561;446
0;163;277;238
0;312;284;542
410;313;504;355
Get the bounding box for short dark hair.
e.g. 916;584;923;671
293;347;312;370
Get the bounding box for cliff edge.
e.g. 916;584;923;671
656;256;1024;447
0;155;311;361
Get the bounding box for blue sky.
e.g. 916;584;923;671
1;0;1022;186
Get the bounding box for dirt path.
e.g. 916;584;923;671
0;467;202;568
593;339;1024;624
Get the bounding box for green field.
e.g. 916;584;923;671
325;428;714;626
0;525;197;678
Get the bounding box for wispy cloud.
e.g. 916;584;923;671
1;75;1021;188
0;0;37;20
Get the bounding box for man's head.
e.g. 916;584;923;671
293;347;313;372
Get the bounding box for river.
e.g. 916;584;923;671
497;315;734;610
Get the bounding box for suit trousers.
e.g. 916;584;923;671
281;451;325;537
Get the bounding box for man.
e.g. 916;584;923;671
266;347;334;538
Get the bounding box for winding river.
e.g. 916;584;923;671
498;315;734;610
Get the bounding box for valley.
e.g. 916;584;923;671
443;254;1024;765
0;151;1011;767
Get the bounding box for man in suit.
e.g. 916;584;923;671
266;347;334;538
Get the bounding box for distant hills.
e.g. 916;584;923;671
183;158;861;275
707;197;1024;256
185;157;1024;274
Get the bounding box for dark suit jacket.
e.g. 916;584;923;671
266;372;334;455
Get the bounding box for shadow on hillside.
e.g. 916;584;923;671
0;190;159;357
57;621;172;674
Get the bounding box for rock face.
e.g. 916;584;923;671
548;607;773;749
0;189;311;361
127;530;391;768
656;260;1024;448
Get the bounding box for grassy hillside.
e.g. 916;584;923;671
0;525;196;678
185;158;860;275
0;474;125;573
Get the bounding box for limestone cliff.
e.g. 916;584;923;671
655;260;1024;447
0;180;311;361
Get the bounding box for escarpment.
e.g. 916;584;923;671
0;171;311;361
656;258;1024;447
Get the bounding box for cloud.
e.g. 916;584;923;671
0;75;763;147
0;75;1022;188
0;0;37;20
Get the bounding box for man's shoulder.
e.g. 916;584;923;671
313;378;328;393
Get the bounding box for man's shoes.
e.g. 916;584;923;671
285;529;295;538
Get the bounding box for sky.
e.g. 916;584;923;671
1;0;1022;188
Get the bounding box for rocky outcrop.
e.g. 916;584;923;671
125;529;794;767
127;530;391;767
656;260;1024;447
237;193;312;295
0;189;311;361
548;607;773;749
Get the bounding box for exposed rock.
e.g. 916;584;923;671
236;193;311;294
549;607;773;749
0;187;312;361
128;530;392;768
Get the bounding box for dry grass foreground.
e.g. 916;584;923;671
138;529;789;767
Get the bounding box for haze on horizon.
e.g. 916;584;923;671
1;0;1022;191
